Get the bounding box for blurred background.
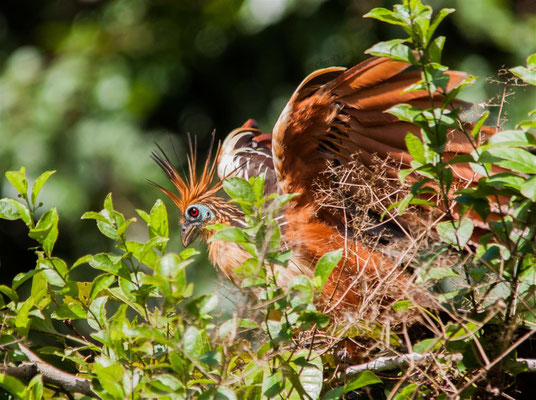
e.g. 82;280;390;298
0;0;535;291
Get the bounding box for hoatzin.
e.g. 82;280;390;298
152;56;497;325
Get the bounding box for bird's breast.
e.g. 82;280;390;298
208;239;251;286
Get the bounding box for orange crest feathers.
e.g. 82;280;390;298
151;133;223;216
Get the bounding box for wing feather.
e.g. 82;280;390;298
271;56;497;231
218;121;277;194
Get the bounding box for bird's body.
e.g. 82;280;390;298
153;56;496;323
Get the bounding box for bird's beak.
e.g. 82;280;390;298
181;223;200;247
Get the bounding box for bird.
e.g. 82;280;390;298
152;56;497;326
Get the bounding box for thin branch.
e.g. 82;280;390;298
344;352;464;376
0;344;98;398
345;352;432;375
516;358;536;372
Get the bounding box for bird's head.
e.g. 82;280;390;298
152;134;230;247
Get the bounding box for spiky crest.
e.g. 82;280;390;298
151;132;223;217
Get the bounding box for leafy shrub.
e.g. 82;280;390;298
1;0;536;399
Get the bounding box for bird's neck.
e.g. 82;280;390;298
200;197;245;242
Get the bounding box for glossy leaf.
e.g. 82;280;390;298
5;167;28;196
313;249;342;290
30;170;55;206
344;371;382;393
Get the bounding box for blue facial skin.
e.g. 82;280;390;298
181;204;215;247
184;204;215;223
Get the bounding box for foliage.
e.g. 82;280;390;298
0;167;373;399
1;0;536;399
364;0;536;396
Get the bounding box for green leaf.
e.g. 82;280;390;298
0;198;32;226
479;147;536;174
426;8;455;44
251;175;266;201
219;318;257;338
88;296;108;330
436;218;473;249
487;129;536;147
214;387;237;400
472;111;490;139
419;266;459;281
139;236;168;266
187;294;219;317
93;358;125;398
38;256;68;287
288;275;314;307
81;211;110;224
15;299;33;330
527;53;536;69
224;177;255;203
313;249;342;289
156;253;188;279
0;199;21;220
363;7;408;27
12;269;39;290
89;254;129;279
96;220;121;241
298;311;330;328
323;387;344;400
365;39;412;63
71;254;93;270
293;352;323;400
510;66;536;85
208;227;247;243
30;270;49;309
180;247;200;260
393;383;418;399
116;217;136;237
183;326;206;359
135;208;150;223
413;338;440;353
344;371;382;393
387;104;422;123
29;208;59;255
0;285;19;303
103;193;114;212
52;302;87;319
267;193;299;215
267;249;292;266
5;167;28;196
149;199;169;250
30;170;55;206
151;374;183;392
90;274;116;301
0;373;26;398
392;300;413;313
262;370;284;398
405;132;426;164
521;176;536;201
483;173;524;191
428;36;445;64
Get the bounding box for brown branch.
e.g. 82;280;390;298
0;344;98;398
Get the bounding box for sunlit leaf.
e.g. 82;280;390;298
313;249;342;290
5;167;28;196
30;170;55;206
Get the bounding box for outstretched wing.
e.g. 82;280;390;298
217;119;278;194
271;56;495;229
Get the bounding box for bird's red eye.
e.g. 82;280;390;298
188;207;199;218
